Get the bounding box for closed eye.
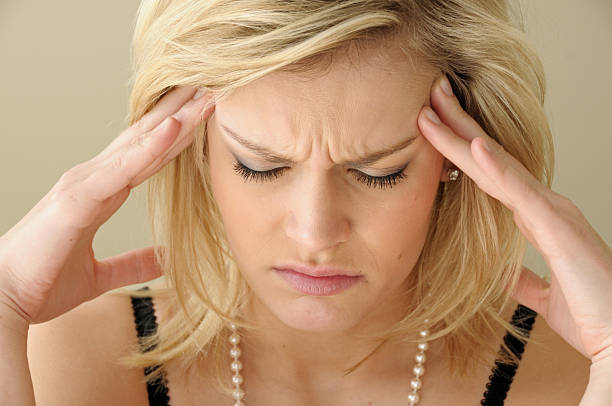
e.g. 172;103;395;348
231;160;408;190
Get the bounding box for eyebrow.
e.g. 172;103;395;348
220;124;417;167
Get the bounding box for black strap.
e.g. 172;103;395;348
131;288;536;405
131;286;171;406
481;304;538;405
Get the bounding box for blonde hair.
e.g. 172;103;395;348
114;0;553;395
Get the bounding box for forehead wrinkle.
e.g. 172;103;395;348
252;74;358;167
217;81;423;168
219;122;417;168
216;36;434;168
300;72;381;167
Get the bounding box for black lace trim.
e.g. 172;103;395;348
480;304;538;405
131;286;171;406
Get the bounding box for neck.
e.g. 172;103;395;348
238;292;439;394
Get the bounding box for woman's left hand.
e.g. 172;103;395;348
417;74;612;365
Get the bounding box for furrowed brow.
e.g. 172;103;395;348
220;124;417;167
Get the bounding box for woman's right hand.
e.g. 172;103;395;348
0;86;214;333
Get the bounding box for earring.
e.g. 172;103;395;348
448;168;460;181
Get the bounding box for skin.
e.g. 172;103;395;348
2;25;609;406
204;39;455;400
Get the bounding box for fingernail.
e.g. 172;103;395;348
424;106;441;124
200;103;215;120
440;76;453;97
156;117;172;134
481;136;498;154
144;117;172;145
193;88;206;100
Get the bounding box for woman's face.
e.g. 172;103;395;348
206;41;449;332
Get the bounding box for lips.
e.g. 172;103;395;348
275;268;363;296
273;263;361;278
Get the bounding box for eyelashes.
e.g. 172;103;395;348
351;168;407;189
232;161;286;183
231;160;408;190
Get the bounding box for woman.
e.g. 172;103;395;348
1;0;611;405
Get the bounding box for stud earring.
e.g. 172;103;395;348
448;168;460;181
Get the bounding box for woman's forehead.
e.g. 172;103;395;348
222;38;436;106
213;41;437;155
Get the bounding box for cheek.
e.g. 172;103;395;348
361;151;442;273
208;121;443;274
209;145;245;244
207;127;276;262
376;188;436;262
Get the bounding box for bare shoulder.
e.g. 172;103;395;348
507;300;591;405
27;287;151;406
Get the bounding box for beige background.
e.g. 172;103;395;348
1;1;610;284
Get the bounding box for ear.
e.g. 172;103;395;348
440;158;456;182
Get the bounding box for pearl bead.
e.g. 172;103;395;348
232;373;244;385
407;392;420;404
413;364;425;377
410;378;422;390
229;333;241;345
225;322;431;405
232;388;245;400
230;347;242;358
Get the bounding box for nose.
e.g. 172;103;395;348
284;172;350;254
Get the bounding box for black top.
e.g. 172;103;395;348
131;287;537;405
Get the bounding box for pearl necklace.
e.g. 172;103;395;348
227;321;431;405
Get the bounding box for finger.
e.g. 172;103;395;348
100;86;200;157
85;115;181;201
507;266;550;317
417;81;564;253
132;103;215;186
93;246;164;294
417;105;512;205
418;77;550;215
429;74;484;143
470;133;558;225
83;92;211;201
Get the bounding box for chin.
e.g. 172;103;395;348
270;295;364;333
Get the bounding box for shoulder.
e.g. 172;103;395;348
27;286;152;406
506;300;591;405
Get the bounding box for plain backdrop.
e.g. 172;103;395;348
1;1;611;284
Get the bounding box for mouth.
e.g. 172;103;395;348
274;268;364;296
273;263;361;278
